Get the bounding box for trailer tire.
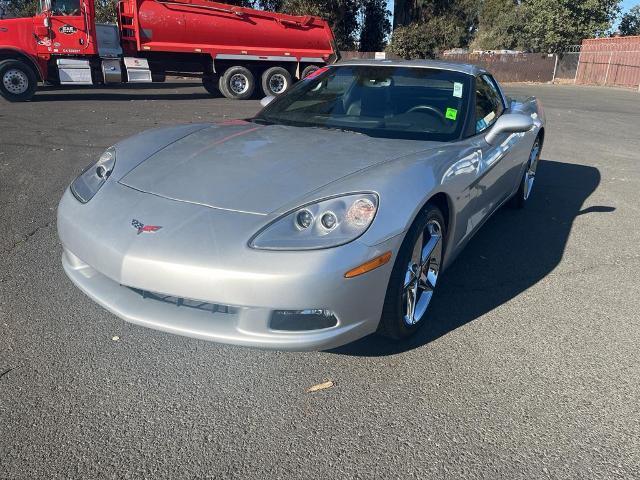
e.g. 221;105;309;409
202;75;220;96
220;66;255;100
261;66;292;96
301;65;321;79
0;59;38;102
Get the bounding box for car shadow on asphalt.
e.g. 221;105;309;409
328;159;615;357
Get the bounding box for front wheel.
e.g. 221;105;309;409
510;135;542;209
0;59;38;102
378;204;446;340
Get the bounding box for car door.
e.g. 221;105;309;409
37;0;97;56
466;74;517;226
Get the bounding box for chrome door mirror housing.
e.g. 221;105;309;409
260;95;275;108
485;113;534;145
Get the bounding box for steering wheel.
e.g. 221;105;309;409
406;105;447;123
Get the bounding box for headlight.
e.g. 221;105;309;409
250;193;378;250
70;147;116;203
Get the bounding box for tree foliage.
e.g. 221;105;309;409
521;0;620;52
387;16;468;58
359;0;391;51
390;0;479;56
472;0;523;51
0;0;38;18
94;0;118;23
281;0;360;49
620;4;640;36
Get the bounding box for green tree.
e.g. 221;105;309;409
387;16;468;58
281;0;360;49
94;0;118;23
393;0;480;49
472;0;523;50
620;4;640;36
0;0;38;18
522;0;620;52
359;0;391;51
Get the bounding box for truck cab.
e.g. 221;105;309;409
1;0;336;102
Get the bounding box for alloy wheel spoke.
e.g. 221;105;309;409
402;219;443;326
420;233;441;268
405;282;417;324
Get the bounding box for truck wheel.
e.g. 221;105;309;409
301;65;320;79
0;59;38;102
202;75;220;96
220;66;255;100
261;66;292;96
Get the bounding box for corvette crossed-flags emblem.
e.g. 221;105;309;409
131;219;162;235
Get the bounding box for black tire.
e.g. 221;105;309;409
261;66;292;96
218;75;229;97
378;204;446;341
219;66;255;100
510;135;542;209
202;75;220;96
0;59;38;102
301;65;320;79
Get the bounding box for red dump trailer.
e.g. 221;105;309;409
0;0;338;102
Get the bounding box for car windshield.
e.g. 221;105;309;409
254;65;471;141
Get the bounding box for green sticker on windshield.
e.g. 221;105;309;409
446;107;458;121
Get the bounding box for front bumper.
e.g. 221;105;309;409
58;185;401;350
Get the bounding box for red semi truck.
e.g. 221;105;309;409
0;0;338;102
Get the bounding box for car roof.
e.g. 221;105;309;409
334;59;486;76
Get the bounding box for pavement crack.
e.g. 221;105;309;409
3;220;54;256
0;366;17;380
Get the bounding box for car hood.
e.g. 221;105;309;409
119;121;437;215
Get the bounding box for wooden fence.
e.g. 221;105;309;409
575;36;640;88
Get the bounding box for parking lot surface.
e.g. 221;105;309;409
1;82;639;479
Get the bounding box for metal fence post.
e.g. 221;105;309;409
604;51;613;85
552;54;559;82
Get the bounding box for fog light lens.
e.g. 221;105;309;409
321;211;338;230
270;309;338;331
295;209;314;229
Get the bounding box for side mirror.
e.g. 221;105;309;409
260;95;275;108
485;113;534;145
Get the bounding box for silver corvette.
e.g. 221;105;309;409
57;60;545;351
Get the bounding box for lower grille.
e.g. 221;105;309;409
128;287;237;315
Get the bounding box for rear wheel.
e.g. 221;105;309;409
301;65;320;79
0;59;38;102
202;75;220;96
220;66;255;100
510;135;542;209
261;66;292;96
378;204;445;340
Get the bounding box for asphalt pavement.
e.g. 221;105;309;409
1;81;639;479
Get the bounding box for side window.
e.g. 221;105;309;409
51;0;81;16
475;75;505;134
